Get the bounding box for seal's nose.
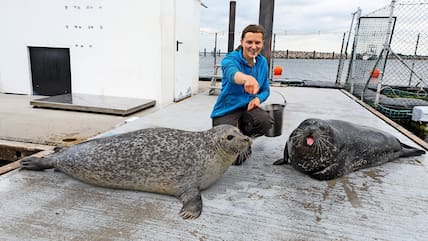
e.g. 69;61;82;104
307;126;317;135
243;136;252;145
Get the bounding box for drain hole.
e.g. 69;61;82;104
62;138;77;142
16;151;22;158
0;159;10;166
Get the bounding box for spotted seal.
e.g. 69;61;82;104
274;118;425;180
20;124;252;219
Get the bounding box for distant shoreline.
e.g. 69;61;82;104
200;50;428;60
200;50;347;59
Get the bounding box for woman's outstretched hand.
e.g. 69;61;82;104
248;97;261;111
244;76;260;95
234;72;259;95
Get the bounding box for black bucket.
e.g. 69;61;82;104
263;91;287;137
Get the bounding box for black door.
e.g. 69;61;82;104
29;47;72;96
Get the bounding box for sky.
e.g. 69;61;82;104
199;0;392;52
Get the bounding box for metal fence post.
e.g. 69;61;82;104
214;32;218;67
375;0;396;106
335;32;346;84
270;33;276;82
346;8;362;94
409;33;420;86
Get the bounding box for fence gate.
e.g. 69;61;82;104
345;16;395;98
345;0;428;122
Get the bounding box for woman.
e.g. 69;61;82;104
210;24;273;165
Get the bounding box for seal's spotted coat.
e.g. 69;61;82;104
21;124;252;219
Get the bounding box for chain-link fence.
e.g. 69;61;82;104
344;0;428;121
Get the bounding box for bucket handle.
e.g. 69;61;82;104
270;89;287;106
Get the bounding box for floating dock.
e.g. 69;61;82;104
1;87;427;240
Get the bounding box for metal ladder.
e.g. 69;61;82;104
208;64;222;95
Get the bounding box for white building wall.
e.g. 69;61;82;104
174;0;201;101
0;0;200;105
160;0;176;104
187;1;201;95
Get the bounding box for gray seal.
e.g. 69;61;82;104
20;124;252;219
274;118;425;180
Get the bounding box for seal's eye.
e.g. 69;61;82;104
227;135;235;140
302;120;312;127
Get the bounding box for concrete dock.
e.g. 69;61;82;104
1;86;427;240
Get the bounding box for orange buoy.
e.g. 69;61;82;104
371;68;380;78
273;66;283;76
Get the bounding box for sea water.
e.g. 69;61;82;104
200;56;343;83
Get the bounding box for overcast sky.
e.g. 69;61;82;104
200;0;392;52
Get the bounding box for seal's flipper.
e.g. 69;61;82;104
178;188;202;219
310;163;343;180
399;142;426;158
273;142;290;165
20;156;55;171
273;158;286;165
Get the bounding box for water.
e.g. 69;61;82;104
272;58;343;82
199;56;343;82
200;56;428;85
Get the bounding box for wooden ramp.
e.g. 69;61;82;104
1;87;427;240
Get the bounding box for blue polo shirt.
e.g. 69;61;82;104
210;49;270;118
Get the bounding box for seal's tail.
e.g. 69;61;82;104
20;156;55;171
399;143;426;157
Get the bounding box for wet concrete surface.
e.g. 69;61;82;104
1;86;427;240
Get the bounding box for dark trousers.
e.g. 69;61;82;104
212;107;273;137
